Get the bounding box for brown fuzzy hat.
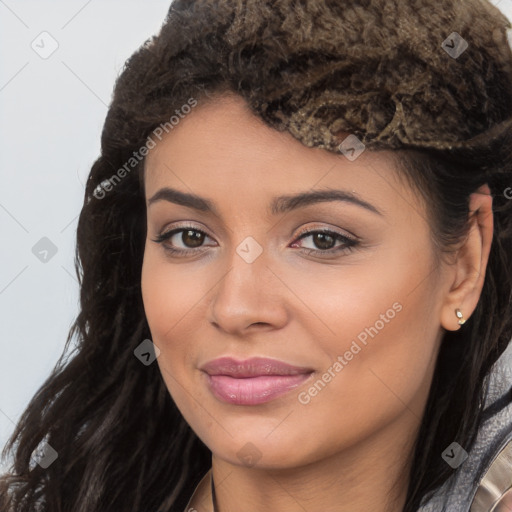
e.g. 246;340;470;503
152;0;512;156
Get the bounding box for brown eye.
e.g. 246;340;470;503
152;226;215;256
291;228;360;257
310;232;336;250
180;229;205;248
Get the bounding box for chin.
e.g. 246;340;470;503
202;423;317;469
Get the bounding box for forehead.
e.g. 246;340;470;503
143;94;412;213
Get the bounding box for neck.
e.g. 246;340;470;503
211;408;419;512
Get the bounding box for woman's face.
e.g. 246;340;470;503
141;93;451;469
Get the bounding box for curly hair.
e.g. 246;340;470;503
1;0;512;511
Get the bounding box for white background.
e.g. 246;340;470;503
0;0;171;468
1;0;512;468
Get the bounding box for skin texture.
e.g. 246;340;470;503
140;94;493;512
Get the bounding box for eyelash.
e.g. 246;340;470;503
151;225;360;258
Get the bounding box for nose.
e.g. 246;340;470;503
208;244;289;336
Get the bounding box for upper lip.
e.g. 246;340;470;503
200;357;314;378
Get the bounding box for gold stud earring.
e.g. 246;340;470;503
455;309;466;325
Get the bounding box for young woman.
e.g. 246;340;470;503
2;1;512;511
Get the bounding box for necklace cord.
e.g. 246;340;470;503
211;472;218;512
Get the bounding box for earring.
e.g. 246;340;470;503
455;309;466;325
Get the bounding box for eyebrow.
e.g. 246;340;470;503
147;187;382;216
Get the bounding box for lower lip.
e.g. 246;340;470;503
204;372;313;405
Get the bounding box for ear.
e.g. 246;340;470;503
440;184;494;331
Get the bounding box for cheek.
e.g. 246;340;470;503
291;297;440;466
284;247;442;449
141;246;206;347
140;246;213;409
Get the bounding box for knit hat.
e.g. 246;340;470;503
150;0;512;157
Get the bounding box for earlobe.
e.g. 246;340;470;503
440;184;493;332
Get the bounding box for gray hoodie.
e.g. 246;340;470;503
418;341;512;511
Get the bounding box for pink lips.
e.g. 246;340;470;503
200;357;314;405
